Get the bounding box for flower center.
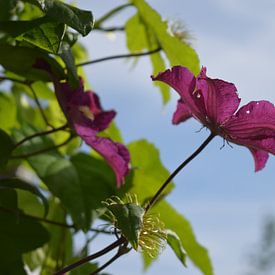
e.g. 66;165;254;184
78;106;95;121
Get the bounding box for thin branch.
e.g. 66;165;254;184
90;243;130;275
76;47;162;67
94;3;132;28
14;124;68;149
28;84;53;127
93;26;125;32
0;206;74;228
11;134;74;159
145;132;216;212
0;75;53;127
54;237;127;275
0;206;114;234
0;76;30;85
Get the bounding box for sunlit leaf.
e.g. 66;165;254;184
125;13;169;103
153;201;213;275
131;0;200;74
125;14;147;53
0;92;18;132
167;230;187;267
127;140;174;203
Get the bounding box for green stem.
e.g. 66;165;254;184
0;76;30;85
54;237;127;275
14;124;68;149
0;206;113;234
90;243;130;275
93;26;125;32
29;84;53;127
12;134;73;159
145;132;216;212
94;3;132;27
76;48;161;67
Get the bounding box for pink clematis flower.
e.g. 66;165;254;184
54;79;130;187
152;66;275;171
34;59;130;186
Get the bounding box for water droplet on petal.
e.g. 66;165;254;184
196;93;201;98
246;110;250;114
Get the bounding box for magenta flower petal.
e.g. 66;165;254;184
197;68;240;124
249;148;269;172
152;66;206;122
54;80;130;186
172;99;192;124
81;135;130;187
224;101;275;139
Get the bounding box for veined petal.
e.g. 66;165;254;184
81;135;130;187
152;66;205;122
197;68;240;125
249;148;269;172
172;99;192;124
224;101;275;139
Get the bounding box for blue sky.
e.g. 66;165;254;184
75;1;275;274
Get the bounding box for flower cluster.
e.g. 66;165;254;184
153;66;275;171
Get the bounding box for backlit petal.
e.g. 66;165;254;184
152;66;205;122
80;135;130;187
172;99;192;124
249;148;269;172
225;101;275;139
197;68;240;124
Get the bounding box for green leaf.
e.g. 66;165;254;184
18;20;66;54
150;51;170;103
0;129;14;166
0;188;49;269
33;0;94;36
153;201;213;275
125;13;169;103
107;203;145;250
0;17;48;37
0;178;49;217
28;154;87;228
125;14;147;53
131;0;200;74
167;230;187;267
31;81;55;100
127;140;174;203
0;92;18;132
71;153;117;226
0;45;65;81
24;198;73;273
12;125;87;228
